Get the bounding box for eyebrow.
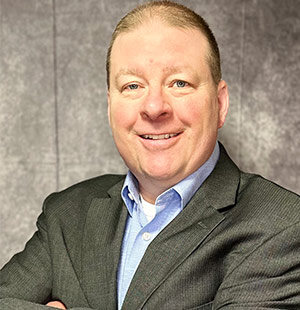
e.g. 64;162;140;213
114;65;196;85
162;65;191;75
114;68;144;85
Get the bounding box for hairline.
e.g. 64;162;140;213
106;2;221;88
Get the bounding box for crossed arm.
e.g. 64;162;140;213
1;195;300;309
0;207;94;309
2;223;300;309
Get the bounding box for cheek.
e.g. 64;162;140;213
174;98;204;125
175;97;219;132
110;102;136;132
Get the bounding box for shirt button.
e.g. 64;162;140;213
142;232;151;241
128;193;133;200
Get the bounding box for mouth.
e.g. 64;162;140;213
140;133;180;140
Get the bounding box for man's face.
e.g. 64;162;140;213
108;20;228;196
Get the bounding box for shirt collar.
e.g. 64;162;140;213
121;171;140;216
121;141;220;213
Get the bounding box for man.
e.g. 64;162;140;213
1;1;300;309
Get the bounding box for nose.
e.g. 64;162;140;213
140;88;172;121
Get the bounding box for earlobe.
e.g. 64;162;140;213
217;80;229;129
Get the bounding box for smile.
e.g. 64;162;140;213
140;133;179;140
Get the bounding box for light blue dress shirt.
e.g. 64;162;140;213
117;142;220;309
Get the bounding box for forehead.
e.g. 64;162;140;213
110;21;210;75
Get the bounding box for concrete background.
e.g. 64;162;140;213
0;0;299;268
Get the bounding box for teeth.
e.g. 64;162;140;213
141;133;178;140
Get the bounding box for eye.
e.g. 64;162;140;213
126;83;139;90
174;80;188;88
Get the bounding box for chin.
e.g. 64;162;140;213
143;167;183;184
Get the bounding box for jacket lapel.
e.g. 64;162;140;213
122;145;240;309
81;179;127;309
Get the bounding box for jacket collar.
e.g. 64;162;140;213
81;178;126;309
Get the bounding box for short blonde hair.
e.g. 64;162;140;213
106;0;221;88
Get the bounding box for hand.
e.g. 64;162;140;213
46;301;67;309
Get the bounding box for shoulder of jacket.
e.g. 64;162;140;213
236;171;300;224
42;174;125;214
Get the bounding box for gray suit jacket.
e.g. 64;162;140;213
1;146;300;309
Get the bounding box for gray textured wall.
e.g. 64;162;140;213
0;0;299;268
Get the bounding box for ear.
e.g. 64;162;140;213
107;90;111;127
217;80;229;129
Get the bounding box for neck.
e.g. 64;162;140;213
137;175;178;204
139;187;161;204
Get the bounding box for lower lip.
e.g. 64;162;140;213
138;133;182;150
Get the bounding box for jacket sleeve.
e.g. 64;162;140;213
0;204;53;304
0;195;95;310
0;299;92;310
214;221;300;309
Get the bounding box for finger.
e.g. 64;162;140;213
46;301;67;309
